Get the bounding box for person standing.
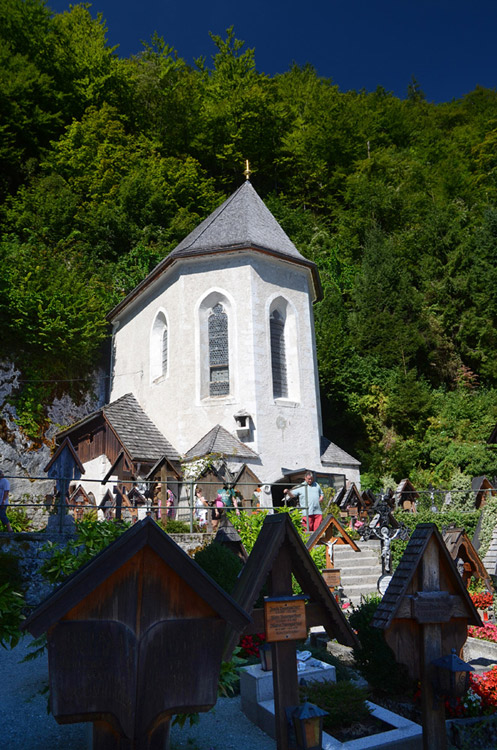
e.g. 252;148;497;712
283;471;324;532
0;470;13;533
194;487;209;527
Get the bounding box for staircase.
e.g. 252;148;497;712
482;526;497;577
333;540;383;605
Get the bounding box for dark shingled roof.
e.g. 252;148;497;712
320;436;360;467
184;424;258;460
103;394;180;462
108;181;322;322
372;523;480;631
58;393;180;464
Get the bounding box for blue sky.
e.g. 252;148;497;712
47;0;497;102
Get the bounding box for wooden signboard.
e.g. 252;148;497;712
264;596;308;642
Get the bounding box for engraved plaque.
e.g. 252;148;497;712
413;591;453;623
264;598;307;642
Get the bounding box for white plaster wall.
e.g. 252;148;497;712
110;251;353;484
79;455;112;505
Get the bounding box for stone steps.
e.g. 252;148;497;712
482;528;497;576
332;540;383;605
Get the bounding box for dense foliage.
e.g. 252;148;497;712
348;594;414;696
3;1;497;484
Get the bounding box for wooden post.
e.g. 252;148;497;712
269;546;299;750
420;537;446;750
160;465;167;519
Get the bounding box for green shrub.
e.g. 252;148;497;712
348;595;414;696
157;518;191;534
478;497;497;558
0;583;25;648
0;551;23;591
6;507;32;532
40;519;130;584
391;509;481;571
300;679;371;730
194;542;243;593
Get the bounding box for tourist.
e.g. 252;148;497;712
0;469;13;533
251;485;262;513
283;471;324;532
194;487;209;527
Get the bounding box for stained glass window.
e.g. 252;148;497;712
270;309;288;398
209;303;229;396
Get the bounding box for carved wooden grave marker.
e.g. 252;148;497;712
224;513;358;750
306;513;361;592
22;516;250;749
372;523;481;750
44;437;85;533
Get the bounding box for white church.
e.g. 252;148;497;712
58;178;360;504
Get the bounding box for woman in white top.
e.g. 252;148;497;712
194;487;209;527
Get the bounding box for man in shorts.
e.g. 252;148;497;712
0;470;13;533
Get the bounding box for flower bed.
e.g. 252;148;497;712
470;592;494;610
468;622;497;643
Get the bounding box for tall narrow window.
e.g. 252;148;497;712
270;309;288;398
209;303;229;396
161;326;168;376
150;311;168;381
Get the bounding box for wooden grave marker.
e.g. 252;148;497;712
22;516;251;749
223;513;358;750
372;523;481;750
306;514;360;592
44;437;85;533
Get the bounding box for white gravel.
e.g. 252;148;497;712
1;637;276;750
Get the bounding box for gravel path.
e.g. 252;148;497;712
1;637;275;750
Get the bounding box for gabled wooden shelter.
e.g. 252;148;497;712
67;484;96;522
307;514;360;567
372;524;481;748
224;513;358;658
223;513;357;749
22;517;250;748
471;475;496;510
306;514;361;592
373;523;481;677
395;478;419;512
443;526;494;592
214;516;249;563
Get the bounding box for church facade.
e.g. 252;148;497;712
59;180;360;498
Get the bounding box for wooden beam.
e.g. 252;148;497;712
420;537;447;750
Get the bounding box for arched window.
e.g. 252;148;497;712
209;303;229;396
150;311;168;381
270;309;288;398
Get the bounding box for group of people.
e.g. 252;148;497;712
194;471;325;533
0;468;325;535
194;484;241;531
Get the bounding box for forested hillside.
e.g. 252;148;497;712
3;0;497;488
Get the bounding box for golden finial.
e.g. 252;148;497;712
243;159;252;181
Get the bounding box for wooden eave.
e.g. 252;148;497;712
22;517;250;638
101;449;135;484
223;514;358;659
443;528;494;592
306;514;361;552
44;437;85;475
372;524;481;631
145;456;182;480
231;463;261;486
